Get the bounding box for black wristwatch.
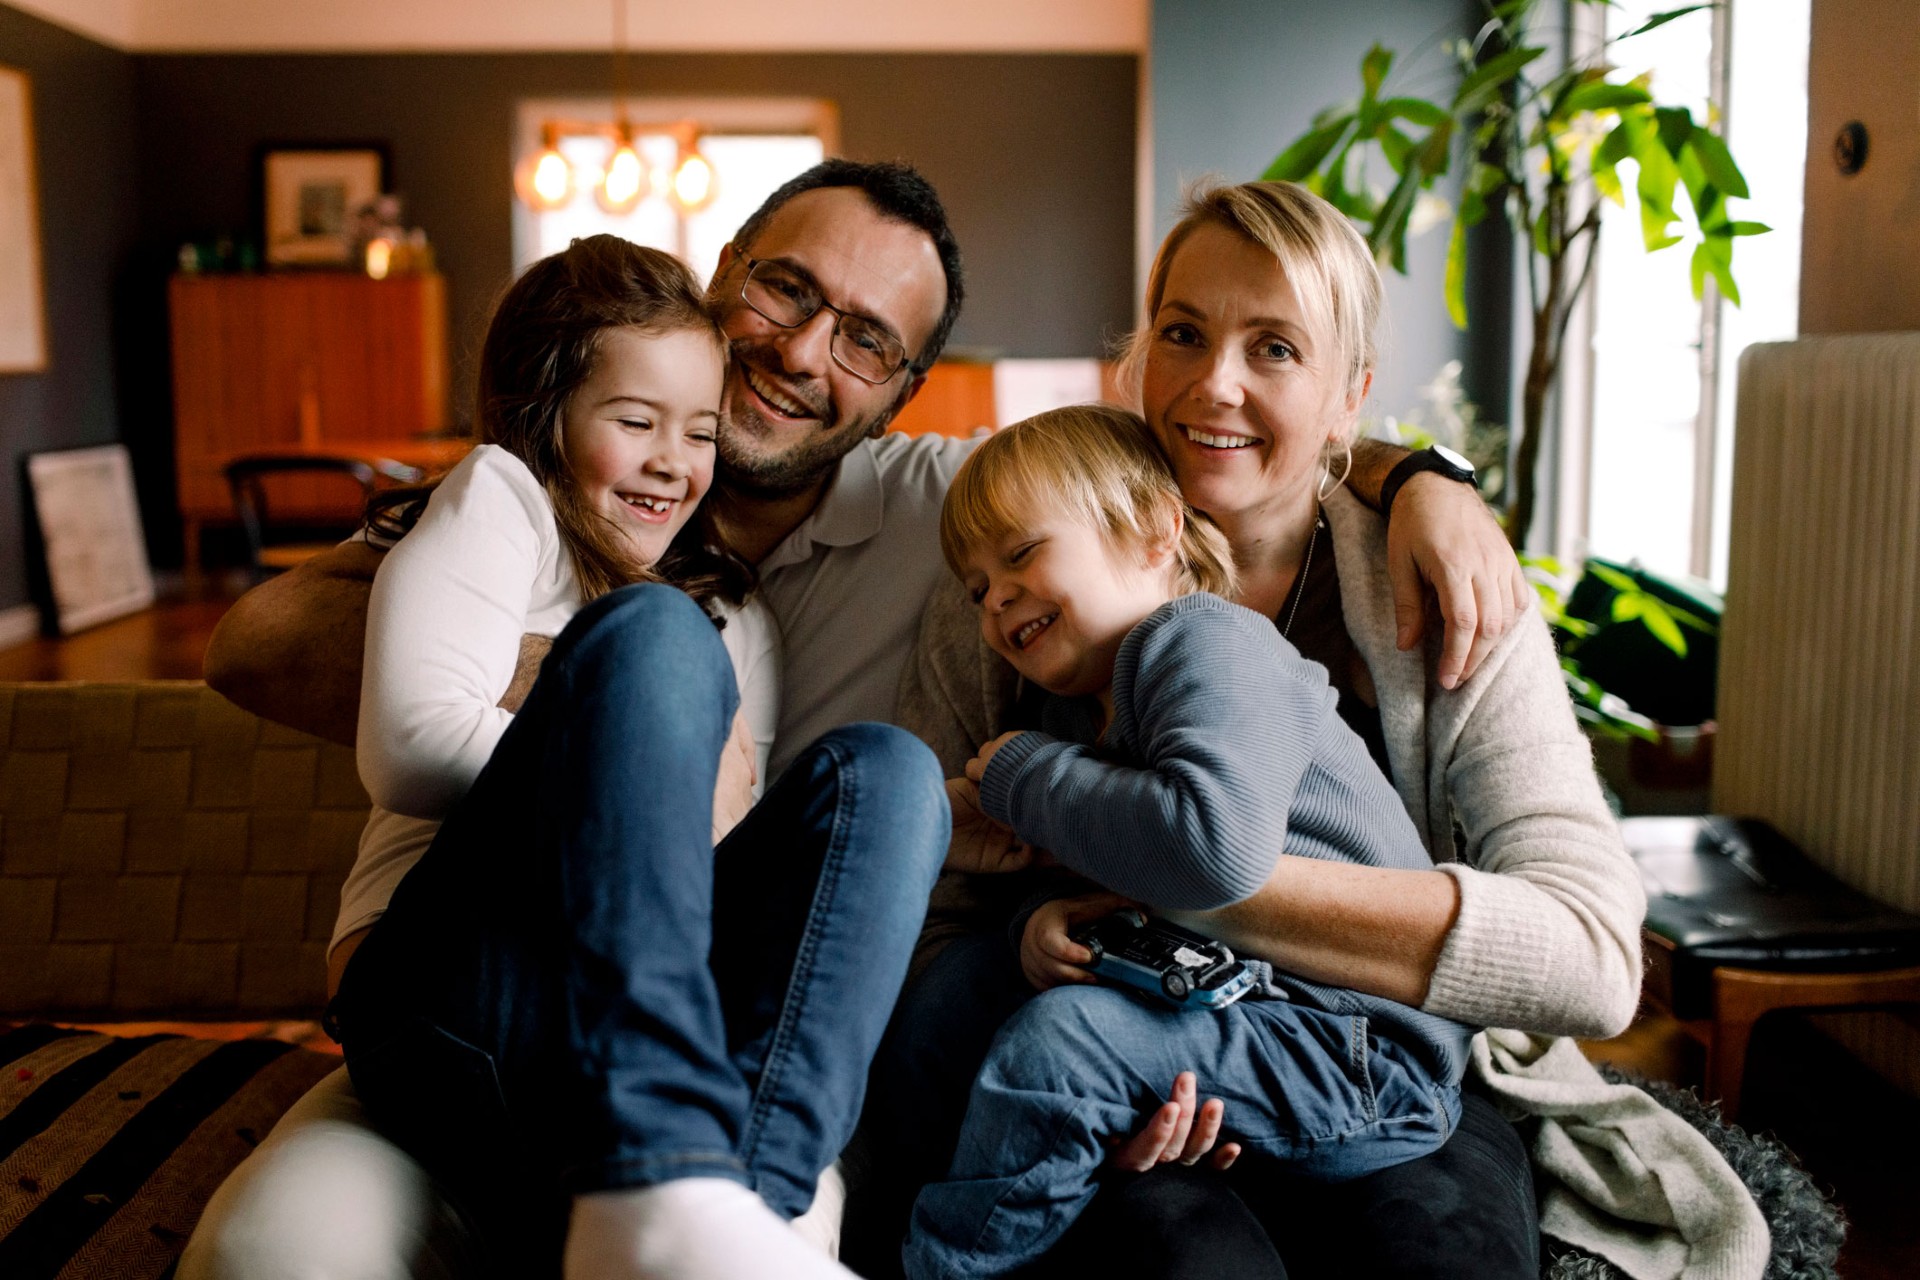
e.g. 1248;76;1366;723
1379;445;1476;525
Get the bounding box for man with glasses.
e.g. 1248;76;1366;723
192;159;1524;1279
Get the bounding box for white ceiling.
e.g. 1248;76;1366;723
10;0;1147;53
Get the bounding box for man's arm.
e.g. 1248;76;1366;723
204;541;382;746
1347;438;1531;690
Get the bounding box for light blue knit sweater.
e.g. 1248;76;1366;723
978;592;1474;1080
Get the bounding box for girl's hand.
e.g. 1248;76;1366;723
1106;1072;1242;1173
965;731;1028;783
1020;891;1133;991
711;709;757;844
945;779;1034;874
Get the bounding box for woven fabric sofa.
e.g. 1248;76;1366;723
0;681;357;1277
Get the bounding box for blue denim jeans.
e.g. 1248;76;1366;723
902;969;1460;1280
334;584;949;1268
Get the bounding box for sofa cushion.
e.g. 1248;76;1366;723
0;1023;338;1278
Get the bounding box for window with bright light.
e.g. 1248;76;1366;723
511;98;835;285
1581;0;1807;587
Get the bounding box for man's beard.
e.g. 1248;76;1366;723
716;403;869;499
716;348;900;498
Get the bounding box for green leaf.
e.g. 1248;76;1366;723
1727;220;1771;235
1686;125;1750;199
1453;45;1546;115
1633;130;1682;250
1637;600;1690;656
1265;116;1353;181
1621;4;1714;40
1380;125;1416;174
1611;593;1646;624
1362;43;1394;100
1562;80;1654;115
1371;164;1425;274
1589;563;1639;592
1654;105;1694;154
1445;214;1470;328
1382;96;1450;127
1413;117;1455;178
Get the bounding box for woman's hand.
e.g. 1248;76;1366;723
1020;891;1133;990
711;708;758;844
965;730;1028;783
1386;473;1530;690
1107;1071;1242;1173
945;778;1034;874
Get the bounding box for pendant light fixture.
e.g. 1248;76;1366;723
515;123;575;212
594;0;649;214
515;0;720;217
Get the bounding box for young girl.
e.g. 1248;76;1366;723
330;235;950;1280
906;403;1474;1280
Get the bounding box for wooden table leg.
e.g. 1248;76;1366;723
1708;964;1920;1121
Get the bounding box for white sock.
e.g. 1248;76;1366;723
562;1178;859;1280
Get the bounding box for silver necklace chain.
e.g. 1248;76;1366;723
1281;508;1324;639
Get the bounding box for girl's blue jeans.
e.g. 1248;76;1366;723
902;970;1460;1280
333;584;949;1264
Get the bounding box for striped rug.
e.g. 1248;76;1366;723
0;1024;340;1279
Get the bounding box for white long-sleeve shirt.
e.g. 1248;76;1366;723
334;444;780;949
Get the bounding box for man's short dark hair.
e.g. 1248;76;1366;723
732;159;965;374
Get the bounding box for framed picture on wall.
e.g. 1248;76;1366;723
261;145;388;267
26;444;155;634
0;65;49;372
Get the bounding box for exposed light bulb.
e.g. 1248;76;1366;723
597;143;647;214
672;150;716;211
533;150;573;205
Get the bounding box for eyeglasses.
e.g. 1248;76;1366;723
735;256;913;385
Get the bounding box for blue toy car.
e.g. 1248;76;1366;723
1069;909;1257;1011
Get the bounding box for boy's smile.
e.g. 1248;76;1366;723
963;512;1179;701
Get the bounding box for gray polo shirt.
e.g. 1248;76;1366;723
758;431;978;776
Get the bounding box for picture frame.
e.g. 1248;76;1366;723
260;144;389;267
0;65;48;373
26;444;155;635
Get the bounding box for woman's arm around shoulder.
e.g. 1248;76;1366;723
357;446;557;820
1420;598;1645;1038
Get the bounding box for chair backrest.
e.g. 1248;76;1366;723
223;455;379;576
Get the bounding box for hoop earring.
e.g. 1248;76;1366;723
1317;438;1353;502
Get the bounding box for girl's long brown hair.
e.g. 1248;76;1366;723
367;234;751;605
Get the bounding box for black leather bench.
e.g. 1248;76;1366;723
1623;815;1920;1118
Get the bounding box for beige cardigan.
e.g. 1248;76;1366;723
895;487;1643;1040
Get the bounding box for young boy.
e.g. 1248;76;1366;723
904;404;1474;1280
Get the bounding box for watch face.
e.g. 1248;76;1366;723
1433;444;1474;475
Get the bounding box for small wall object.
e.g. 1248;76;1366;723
261;146;390;267
0;65;48;373
1833;120;1868;176
26;444;156;634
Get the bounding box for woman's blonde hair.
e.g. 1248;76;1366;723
940;403;1238;600
1118;180;1383;421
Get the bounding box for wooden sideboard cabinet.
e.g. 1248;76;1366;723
168;272;454;564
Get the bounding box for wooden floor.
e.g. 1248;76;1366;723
4;588;1918;1276
0;574;247;682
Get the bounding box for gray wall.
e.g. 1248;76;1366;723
0;21;1138;591
1149;0;1511;426
0;3;141;615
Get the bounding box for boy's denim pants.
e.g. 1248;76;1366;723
903;977;1461;1280
332;584;949;1267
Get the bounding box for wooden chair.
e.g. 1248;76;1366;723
1626;815;1920;1120
224;454;383;577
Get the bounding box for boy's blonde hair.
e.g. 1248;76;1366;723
1117;179;1383;423
940;403;1238;601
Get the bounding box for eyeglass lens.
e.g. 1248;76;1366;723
742;261;906;383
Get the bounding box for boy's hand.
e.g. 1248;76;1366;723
1106;1072;1242;1173
944;778;1033;874
965;730;1028;783
1020;891;1134;991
